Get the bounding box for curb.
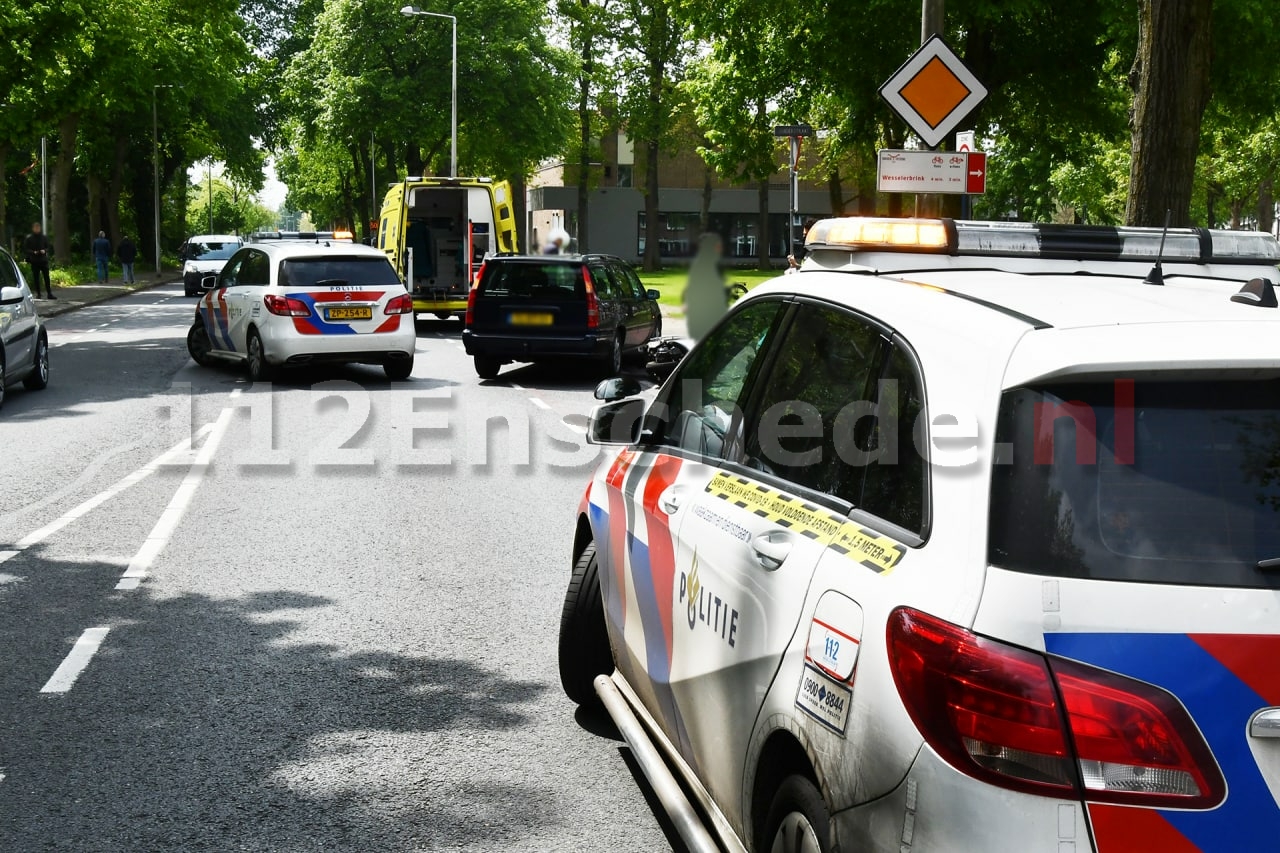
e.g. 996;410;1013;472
38;277;180;319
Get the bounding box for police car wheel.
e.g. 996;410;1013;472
247;329;273;382
384;357;414;381
558;541;613;706
24;334;49;390
187;322;215;367
475;356;501;380
761;776;832;853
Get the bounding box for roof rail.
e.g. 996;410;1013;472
806;217;1280;266
249;230;354;243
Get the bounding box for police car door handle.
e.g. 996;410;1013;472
751;532;793;571
1250;708;1280;738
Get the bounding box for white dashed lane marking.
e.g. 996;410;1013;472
530;397;551;411
39;626;110;694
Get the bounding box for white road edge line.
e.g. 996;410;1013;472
39;626;110;694
0;550;18;565
562;420;588;435
13;423;216;551
509;382;525;390
116;406;235;590
530;397;551;410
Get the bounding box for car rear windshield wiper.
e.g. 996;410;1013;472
314;279;349;287
1258;558;1280;570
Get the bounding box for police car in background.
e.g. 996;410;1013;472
559;217;1280;853
186;233;416;381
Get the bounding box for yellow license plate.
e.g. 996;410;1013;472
326;306;372;321
509;312;554;326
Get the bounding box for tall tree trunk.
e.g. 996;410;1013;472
642;139;661;271
756;178;770;271
827;170;844;216
510;171;527;253
405;143;424;178
1125;0;1213;227
87;173;104;250
1257;176;1274;235
105;135;128;244
350;143;371;242
51;113;79;264
700;166;713;234
576;0;592;253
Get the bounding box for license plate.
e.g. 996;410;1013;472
325;306;372;321
508;312;554;326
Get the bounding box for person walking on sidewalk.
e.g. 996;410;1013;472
22;222;55;299
92;231;111;283
117;234;137;284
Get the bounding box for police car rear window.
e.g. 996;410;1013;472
480;263;584;299
988;378;1280;589
281;258;400;288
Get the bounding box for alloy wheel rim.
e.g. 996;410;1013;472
250;337;262;375
770;812;822;853
38;341;48;381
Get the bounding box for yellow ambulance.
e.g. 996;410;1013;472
376;177;519;319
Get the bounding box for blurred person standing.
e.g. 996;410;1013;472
684;233;726;340
117;234;137;284
23;222;54;299
92;230;111;283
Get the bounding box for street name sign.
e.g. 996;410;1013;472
877;150;986;195
880;36;988;148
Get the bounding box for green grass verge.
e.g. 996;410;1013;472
49;261;98;288
638;268;782;308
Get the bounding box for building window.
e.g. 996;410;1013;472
618;165;633;188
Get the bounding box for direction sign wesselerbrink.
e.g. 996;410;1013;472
877;150;986;195
880;36;988;149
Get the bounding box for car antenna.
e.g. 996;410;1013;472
1144;209;1172;286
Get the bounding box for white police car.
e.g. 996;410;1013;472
186;235;416;381
559;217;1280;853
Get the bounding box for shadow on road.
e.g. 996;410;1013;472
0;551;558;851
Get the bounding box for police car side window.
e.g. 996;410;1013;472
649;300;783;460
743;304;886;498
851;345;928;535
240;251;270;287
219;254;244;289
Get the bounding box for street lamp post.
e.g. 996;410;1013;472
153;84;173;275
399;5;457;178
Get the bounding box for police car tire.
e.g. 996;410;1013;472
760;775;834;853
187;322;216;367
475;356;501;380
384;357;414;381
24;333;49;390
558;541;612;706
247;329;273;382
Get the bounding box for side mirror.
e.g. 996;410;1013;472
646;289;661;301
588;398;646;446
0;285;23;304
595;376;642;402
201;275;219;291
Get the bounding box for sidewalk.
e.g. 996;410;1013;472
34;270;179;318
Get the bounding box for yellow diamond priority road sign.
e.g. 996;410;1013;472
880;35;988;148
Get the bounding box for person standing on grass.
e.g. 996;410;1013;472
23;222;55;299
117;234;137;284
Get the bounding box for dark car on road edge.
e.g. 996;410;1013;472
462;254;662;379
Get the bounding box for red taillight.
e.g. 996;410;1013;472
582;267;600;329
465;288;478;326
473;261;487;287
384;292;413;315
263;294;310;317
887;607;1224;808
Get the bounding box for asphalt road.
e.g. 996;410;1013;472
0;283;685;851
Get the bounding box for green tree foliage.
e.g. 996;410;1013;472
187;175;277;236
279;0;571;242
1;0;265;262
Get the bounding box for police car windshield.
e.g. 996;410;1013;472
280;257;400;288
988;378;1280;589
188;242;238;261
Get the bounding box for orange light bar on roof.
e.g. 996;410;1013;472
807;217;952;252
332;230;355;242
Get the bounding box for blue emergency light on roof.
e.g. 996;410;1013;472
805;217;1280;265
